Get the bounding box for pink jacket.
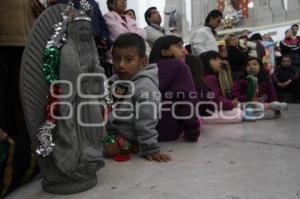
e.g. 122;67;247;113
104;11;147;64
104;11;146;41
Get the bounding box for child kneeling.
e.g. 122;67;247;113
104;33;171;162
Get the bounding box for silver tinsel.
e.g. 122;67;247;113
80;0;91;13
37;2;72;158
36;121;56;157
45;2;73;49
104;80;114;107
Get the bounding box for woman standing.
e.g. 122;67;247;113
191;10;223;56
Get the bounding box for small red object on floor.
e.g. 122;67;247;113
113;154;131;162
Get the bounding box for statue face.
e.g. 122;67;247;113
76;21;91;42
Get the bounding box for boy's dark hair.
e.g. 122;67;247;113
204;10;223;26
149;35;183;63
185;54;206;88
124;9;136;17
243;57;268;82
107;0;114;11
250;33;263;41
291;24;299;29
199;50;221;75
144;7;157;25
112;33;146;57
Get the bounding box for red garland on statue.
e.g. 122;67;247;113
239;0;249;18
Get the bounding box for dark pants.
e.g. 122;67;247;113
0;46;38;197
97;48;114;78
0;46;28;138
275;78;300;103
231;71;244;81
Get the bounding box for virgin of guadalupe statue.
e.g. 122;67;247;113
20;2;105;194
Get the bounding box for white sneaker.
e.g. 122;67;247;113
270;102;288;111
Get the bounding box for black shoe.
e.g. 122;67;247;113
274;110;281;118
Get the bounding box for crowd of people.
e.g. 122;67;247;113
1;0;300;196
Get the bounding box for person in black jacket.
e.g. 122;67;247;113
280;29;300;68
273;54;300;102
225;33;249;80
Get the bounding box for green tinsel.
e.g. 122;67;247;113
42;47;60;84
102;134;117;145
102;134;131;152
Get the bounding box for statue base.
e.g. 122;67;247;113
42;175;97;194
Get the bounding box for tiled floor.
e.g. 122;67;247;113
6;105;300;199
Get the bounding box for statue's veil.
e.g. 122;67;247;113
20;4;67;148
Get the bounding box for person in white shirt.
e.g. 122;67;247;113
191;10;223;56
144;7;167;48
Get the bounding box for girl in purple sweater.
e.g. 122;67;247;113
232;57;288;119
199;51;243;123
149;35;201;142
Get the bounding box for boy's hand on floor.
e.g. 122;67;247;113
145;153;172;163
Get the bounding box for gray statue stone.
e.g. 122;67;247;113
245;0;273;27
287;0;300;20
165;8;177;28
270;0;286;23
20;4;105;194
164;0;191;39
